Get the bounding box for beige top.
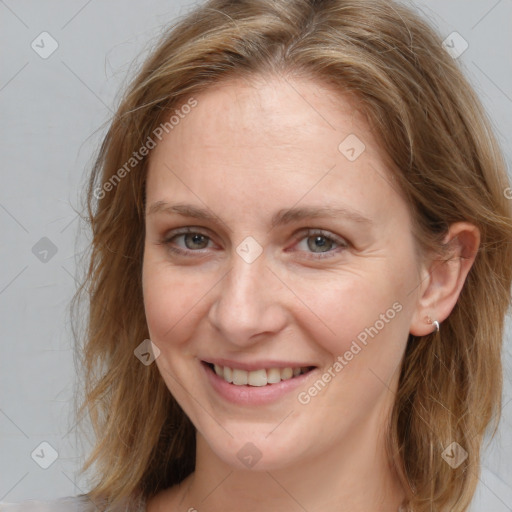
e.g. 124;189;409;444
0;495;411;511
0;495;147;511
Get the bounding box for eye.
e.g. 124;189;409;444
160;227;214;255
179;232;210;250
292;229;349;259
159;227;349;259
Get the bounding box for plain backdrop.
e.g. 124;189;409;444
0;1;511;510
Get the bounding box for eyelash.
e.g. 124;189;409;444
159;227;349;260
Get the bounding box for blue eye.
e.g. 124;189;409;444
161;228;213;255
160;228;348;259
292;229;348;259
178;232;210;250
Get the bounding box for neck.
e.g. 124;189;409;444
174;410;405;511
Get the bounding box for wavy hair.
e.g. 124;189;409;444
72;0;512;510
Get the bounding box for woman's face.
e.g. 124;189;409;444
142;74;425;471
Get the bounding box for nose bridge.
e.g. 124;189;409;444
208;245;285;344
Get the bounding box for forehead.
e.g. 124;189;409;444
145;74;408;231
165;74;372;156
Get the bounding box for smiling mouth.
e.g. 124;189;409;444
203;361;316;386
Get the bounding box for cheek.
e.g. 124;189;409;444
142;260;204;346
290;265;412;360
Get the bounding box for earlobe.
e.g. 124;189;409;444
424;315;440;333
409;222;480;337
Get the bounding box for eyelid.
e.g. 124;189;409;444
292;228;348;246
161;227;216;250
162;226;214;241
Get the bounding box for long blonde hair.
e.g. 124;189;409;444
73;0;512;510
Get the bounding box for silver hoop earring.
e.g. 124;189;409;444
433;320;440;333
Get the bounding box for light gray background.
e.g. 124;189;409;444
0;1;511;510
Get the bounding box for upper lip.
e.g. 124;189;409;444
201;357;317;372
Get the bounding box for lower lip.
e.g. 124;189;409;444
201;361;317;406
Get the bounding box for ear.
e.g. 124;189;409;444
409;222;480;336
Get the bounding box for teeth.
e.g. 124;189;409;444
281;367;293;380
267;367;281;384
232;368;248;385
223;366;233;383
210;364;311;386
248;369;267;387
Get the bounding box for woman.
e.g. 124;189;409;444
3;0;511;510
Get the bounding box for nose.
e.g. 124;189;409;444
207;245;288;347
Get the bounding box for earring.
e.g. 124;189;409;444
425;315;440;333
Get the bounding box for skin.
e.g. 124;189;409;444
142;73;479;512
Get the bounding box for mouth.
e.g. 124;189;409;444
202;361;316;387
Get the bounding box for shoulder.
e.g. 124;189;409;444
0;496;95;511
0;494;146;512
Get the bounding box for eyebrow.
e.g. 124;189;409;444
147;201;373;228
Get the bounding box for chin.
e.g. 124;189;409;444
199;424;310;472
